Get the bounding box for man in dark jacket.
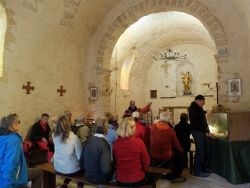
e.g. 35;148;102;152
127;100;138;113
30;113;51;143
30;113;54;161
124;101;152;118
188;95;213;178
79;117;113;184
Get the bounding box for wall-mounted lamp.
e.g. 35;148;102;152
105;88;113;95
202;83;214;91
202;83;211;88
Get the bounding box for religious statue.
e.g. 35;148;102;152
181;71;192;95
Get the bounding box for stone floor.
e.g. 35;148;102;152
55;168;250;188
156;168;250;188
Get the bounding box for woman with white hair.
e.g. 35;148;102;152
71;115;91;146
113;117;150;187
0;113;42;188
150;111;186;183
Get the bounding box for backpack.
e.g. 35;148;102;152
71;125;84;135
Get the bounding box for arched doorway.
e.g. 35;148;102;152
92;0;228;118
109;11;218;121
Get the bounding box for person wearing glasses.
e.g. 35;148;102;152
0;113;42;188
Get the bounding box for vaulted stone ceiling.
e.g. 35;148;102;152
113;11;216;81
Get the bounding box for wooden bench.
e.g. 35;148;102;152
36;163;170;188
25;149;48;167
147;166;171;188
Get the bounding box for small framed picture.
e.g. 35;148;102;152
150;90;157;99
90;87;98;101
228;79;241;96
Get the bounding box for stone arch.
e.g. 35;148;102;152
96;0;228;70
0;1;7;77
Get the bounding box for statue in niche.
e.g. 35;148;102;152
181;71;192;95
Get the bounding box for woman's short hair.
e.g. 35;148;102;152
95;117;109;134
75;115;85;124
159;111;172;124
41;113;49;118
53;115;71;143
0;113;19;134
117;117;135;138
180;113;188;121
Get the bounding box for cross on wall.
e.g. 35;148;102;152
22;81;34;94
57;85;66;96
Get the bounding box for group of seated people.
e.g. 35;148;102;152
0;101;192;187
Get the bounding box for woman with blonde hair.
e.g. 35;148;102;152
113;117;150;187
52;115;82;188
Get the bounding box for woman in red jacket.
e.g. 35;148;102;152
113;117;150;187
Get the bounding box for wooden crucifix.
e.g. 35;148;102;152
22;81;34;94
57;85;66;96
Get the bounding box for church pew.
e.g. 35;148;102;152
25;149;48;167
36;163;171;188
147;166;171;188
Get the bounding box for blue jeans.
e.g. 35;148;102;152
192;130;206;174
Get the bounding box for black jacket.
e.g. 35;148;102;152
188;101;210;133
30;121;51;142
174;120;191;152
79;136;113;184
127;106;138;113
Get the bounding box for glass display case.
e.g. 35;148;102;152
207;112;250;184
207;112;250;141
207;112;228;140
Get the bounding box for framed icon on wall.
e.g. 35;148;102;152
90;87;98;101
150;90;157;99
228;79;241;96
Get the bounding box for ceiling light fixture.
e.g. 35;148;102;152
152;47;187;63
